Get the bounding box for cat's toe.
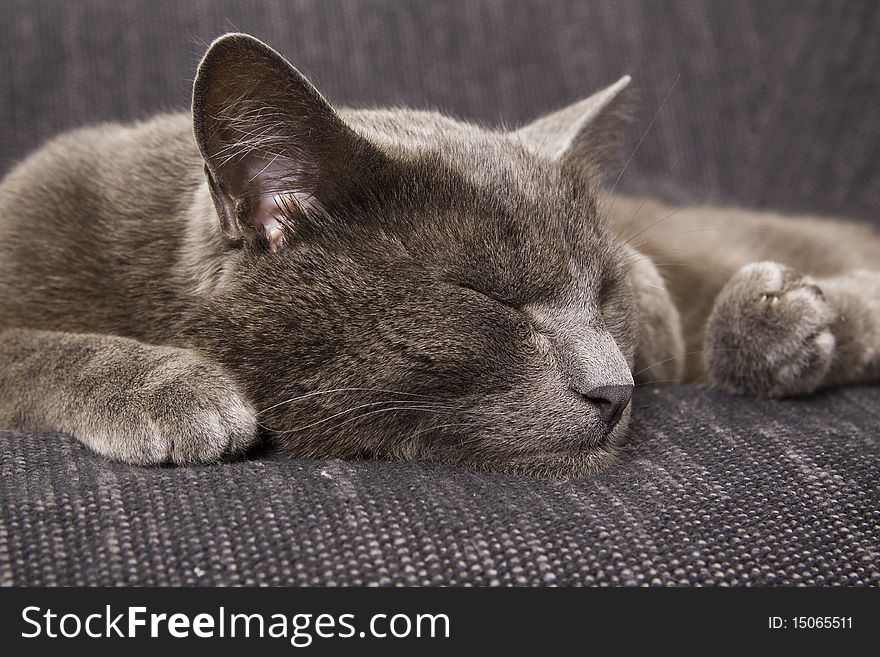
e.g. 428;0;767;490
135;353;259;464
704;261;836;397
160;389;258;464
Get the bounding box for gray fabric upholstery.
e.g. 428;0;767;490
1;0;878;585
3;386;878;586
4;0;880;221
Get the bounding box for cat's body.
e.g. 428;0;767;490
610;195;880;389
1;34;878;476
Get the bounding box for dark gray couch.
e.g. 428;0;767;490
1;0;878;586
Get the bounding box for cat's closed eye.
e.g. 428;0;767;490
458;282;520;313
458;283;538;334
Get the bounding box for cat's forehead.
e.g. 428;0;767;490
344;108;489;147
346;107;600;222
338;107;623;292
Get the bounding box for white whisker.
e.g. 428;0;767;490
604;73;681;220
273;400;458;435
259;387;436;414
315;404;462;434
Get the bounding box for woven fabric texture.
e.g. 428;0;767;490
1;0;879;585
3;0;880;221
3;386;878;586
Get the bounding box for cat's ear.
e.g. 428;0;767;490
512;75;632;169
192;33;377;250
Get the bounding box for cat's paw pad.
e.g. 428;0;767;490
120;352;259;464
704;261;836;397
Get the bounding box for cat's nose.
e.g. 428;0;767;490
581;384;633;430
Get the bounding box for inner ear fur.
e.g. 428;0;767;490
192;33;380;248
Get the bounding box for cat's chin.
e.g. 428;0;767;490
404;419;634;478
449;444;625;479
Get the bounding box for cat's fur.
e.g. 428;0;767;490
1;34;878;477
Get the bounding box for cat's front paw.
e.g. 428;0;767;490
704;261;836;397
106;350;259;465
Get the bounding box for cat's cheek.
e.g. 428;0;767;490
601;300;638;368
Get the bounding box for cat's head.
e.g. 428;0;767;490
190;33;637;477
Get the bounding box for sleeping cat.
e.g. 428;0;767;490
1;33;878;477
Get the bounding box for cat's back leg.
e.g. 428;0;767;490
704;262;880;397
0;329;258;463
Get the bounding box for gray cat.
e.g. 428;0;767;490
1;34;878;477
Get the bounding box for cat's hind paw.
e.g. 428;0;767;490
704;261;836;397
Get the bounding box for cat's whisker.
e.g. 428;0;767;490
258;387;436;414
633;357;680;378
411;420;475;440
309;404;463;435
622;207;686;247
635;345;771;379
635;378;682;386
614;150;685;240
274;401;462;436
255;419;275;432
616;198;648;241
633;348;715;378
652;226;771;240
665;150;685;178
627;227;773;253
626;253;655;266
603;73;681;222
